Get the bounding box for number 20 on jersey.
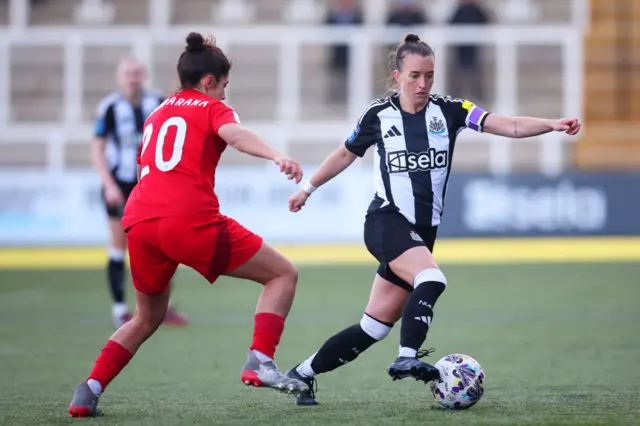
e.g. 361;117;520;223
140;116;187;179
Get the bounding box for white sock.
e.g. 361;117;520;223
296;353;317;378
399;346;417;358
112;302;128;318
252;350;273;363
87;379;103;396
108;247;125;261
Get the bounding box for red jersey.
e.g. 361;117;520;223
122;89;239;230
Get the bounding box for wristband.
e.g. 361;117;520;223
302;181;316;195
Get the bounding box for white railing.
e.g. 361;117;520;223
0;0;588;175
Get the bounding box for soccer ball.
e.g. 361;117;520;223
429;353;485;409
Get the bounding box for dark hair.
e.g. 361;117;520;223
177;32;231;90
387;34;435;93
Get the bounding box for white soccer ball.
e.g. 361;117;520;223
429;353;485;409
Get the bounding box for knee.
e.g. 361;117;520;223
360;313;393;341
278;261;298;289
414;268;447;289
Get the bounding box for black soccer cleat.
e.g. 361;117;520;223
387;349;440;383
285;366;319;406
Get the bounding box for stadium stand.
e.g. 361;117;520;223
574;0;640;170
1;0;588;172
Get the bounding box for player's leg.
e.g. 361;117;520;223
223;241;308;393
163;275;190;326
68;288;171;417
286;272;409;405
106;217;131;328
69;220;177;417
386;226;446;383
103;181;132;328
162;216;307;394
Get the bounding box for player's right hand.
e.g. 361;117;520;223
551;118;581;135
274;156;303;184
104;183;125;207
289;189;310;213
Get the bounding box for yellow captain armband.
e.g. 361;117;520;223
462;100;475;112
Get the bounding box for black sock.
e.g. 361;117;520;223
107;258;125;303
308;314;392;375
399;269;447;354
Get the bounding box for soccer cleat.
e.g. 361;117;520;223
240;351;309;395
162;306;190;326
285;366;319;406
387;348;440;383
68;382;103;418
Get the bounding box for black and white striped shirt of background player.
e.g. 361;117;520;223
94;90;164;184
344;93;490;228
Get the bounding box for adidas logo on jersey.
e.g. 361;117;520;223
383;125;402;139
387;148;449;173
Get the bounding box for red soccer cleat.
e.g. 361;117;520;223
163;306;189;326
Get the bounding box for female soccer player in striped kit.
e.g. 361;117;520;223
92;55;189;328
285;34;581;405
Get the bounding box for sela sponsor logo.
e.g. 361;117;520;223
462;179;608;232
387;149;448;173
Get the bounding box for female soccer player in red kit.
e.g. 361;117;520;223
68;33;309;417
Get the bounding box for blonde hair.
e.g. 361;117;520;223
116;54;146;85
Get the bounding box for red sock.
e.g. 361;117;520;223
250;312;285;359
88;340;133;390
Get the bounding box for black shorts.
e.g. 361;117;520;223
364;208;438;292
103;180;136;219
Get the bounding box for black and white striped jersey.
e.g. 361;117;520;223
344;93;490;228
94;90;164;183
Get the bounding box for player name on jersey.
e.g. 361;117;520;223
161;97;210;108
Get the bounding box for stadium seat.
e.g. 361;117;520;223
283;0;324;24
73;0;115;26
215;0;255;24
495;0;541;23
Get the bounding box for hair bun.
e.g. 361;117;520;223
404;34;421;44
186;32;206;53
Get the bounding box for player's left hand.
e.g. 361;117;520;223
274;156;303;183
289;189;310;213
552;118;581;135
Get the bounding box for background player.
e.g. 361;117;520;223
92;55;189;328
285;34;581;405
69;32;308;417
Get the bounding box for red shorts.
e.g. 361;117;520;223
126;215;263;295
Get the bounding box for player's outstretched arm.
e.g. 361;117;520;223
218;123;303;183
289;145;357;213
218;123;281;160
307;145;357;189
483;114;581;139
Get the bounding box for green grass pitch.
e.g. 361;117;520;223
1;263;639;425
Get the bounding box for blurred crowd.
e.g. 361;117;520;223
326;0;490;103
